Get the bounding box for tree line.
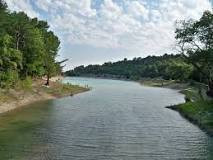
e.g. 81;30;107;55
65;54;193;81
66;10;213;97
0;0;62;88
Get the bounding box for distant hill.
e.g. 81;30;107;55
65;54;195;81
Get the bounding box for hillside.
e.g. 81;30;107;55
65;54;195;81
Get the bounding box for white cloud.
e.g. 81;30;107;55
126;1;149;20
6;0;39;17
5;0;212;66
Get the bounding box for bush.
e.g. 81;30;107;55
15;77;32;91
0;70;19;89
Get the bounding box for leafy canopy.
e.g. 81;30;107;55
175;10;213;96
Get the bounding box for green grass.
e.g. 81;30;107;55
164;81;213;136
140;78;209;102
15;77;33;91
42;82;90;97
180;87;203;102
175;101;213;135
140;79;175;87
0;91;10;103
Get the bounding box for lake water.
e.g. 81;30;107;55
0;77;212;160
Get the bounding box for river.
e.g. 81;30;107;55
0;77;212;159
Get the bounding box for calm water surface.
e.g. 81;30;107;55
0;77;212;160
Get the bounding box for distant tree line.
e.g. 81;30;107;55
65;54;194;81
0;0;62;88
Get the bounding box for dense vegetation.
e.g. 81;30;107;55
66;54;194;81
0;0;62;88
168;100;213;136
175;10;213;97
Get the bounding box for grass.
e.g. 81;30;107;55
169;101;213;136
0;91;10;103
165;83;213;136
42;82;90;97
141;78;213;136
167;84;213;136
139;78;176;87
180;87;203;102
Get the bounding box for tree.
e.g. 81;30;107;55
22;28;46;77
167;60;193;81
8;12;32;51
0;0;7;11
0;34;22;87
65;54;193;81
0;0;9;35
0;1;62;89
43;31;60;86
175;11;213;97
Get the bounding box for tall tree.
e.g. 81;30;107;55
8;12;32;51
175;10;213;97
0;34;22;87
43;31;60;86
0;0;8;35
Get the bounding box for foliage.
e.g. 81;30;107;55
15;76;33;91
177;101;213;135
175;10;213;97
66;54;194;81
0;0;62;88
0;0;7;11
0;34;22;88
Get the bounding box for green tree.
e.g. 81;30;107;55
0;0;62;89
167;61;193;81
0;34;22;88
43;31;60;86
175;10;213;97
22;27;45;77
7;12;32;51
0;0;9;35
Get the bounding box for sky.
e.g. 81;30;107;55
5;0;213;70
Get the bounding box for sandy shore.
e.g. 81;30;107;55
0;91;55;114
0;78;88;115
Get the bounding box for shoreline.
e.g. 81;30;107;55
140;78;213;137
70;76;191;91
0;78;89;115
70;76;213;136
2;76;211;136
166;102;213;137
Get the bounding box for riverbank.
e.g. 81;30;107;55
139;78;212;100
139;78;213;136
61;76;213;136
0;78;89;114
139;78;187;89
167;101;213;136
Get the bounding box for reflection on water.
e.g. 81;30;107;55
0;77;212;160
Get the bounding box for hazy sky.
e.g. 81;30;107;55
6;0;212;70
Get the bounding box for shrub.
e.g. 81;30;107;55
15;77;33;91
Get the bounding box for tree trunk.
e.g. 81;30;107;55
16;38;19;50
16;31;21;50
207;80;213;97
45;74;50;86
